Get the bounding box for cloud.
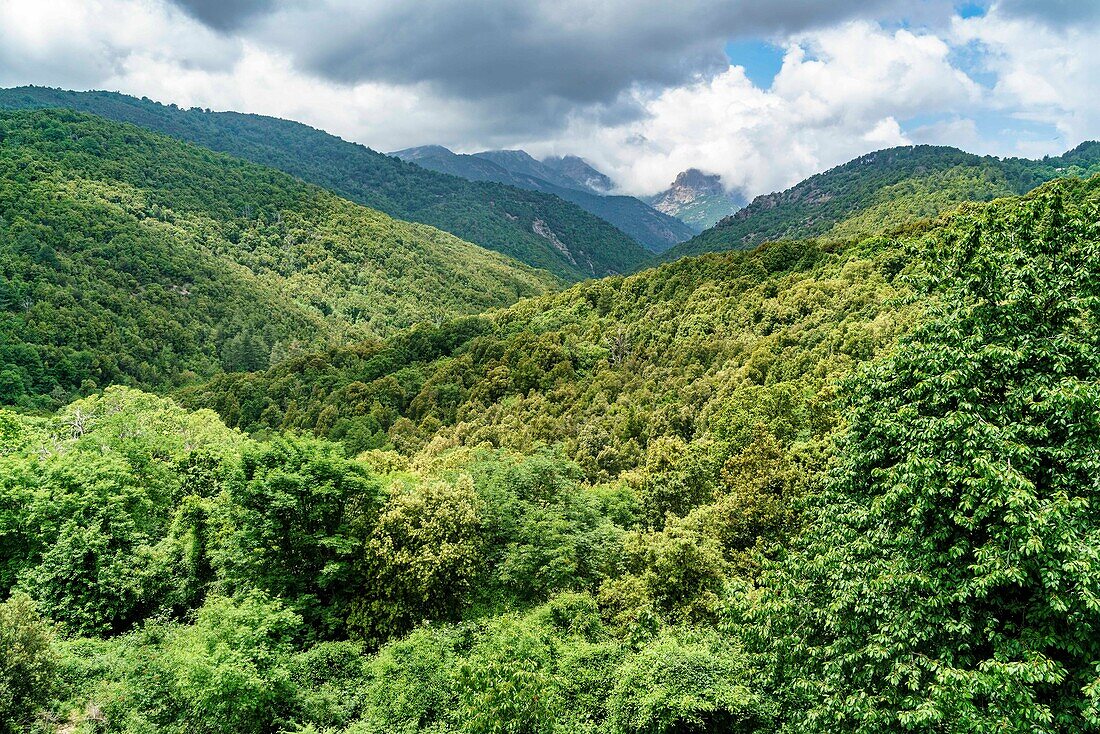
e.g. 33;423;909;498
96;43;503;154
540;21;980;196
908;116;982;150
952;6;1100;152
994;0;1100;28
237;0;909;135
0;0;239;89
168;0;279;31
1;0;1097;210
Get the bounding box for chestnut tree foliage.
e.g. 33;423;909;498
2;113;1099;734
750;186;1100;732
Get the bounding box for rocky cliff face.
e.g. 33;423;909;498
650;169;724;210
647;169;746;231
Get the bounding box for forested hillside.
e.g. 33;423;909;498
185;225;914;476
0;87;651;280
5;174;1099;733
392;145;695;253
0;109;554;410
667;142;1100;258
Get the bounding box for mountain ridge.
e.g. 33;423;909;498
391;144;695;252
0;108;555;409
664;141;1100;260
646;168;747;231
0;86;650;280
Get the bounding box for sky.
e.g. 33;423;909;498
1;0;1098;198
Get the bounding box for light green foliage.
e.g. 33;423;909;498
0;87;650;280
0;592;59;733
56;593;301;734
291;641;371;731
457;618;561;734
6;166;1100;733
2;388;242;634
473;451;628;603
190;236;912;491
155;593;301;734
218;436;383;636
609;629;769;734
824;163;1016;240
614;521;730;625
749;179;1100;732
352;626;464;733
0;408;46;454
352;474;484;642
0;108;554;409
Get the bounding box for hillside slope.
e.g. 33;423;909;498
187;175;1100;482
665;142;1100;259
392;145;695;253
7;175;1100;734
185;198;927;474
0;109;554;408
0;86;650;280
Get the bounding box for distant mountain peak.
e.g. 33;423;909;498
389;144;455;160
389;142;693;252
670;168;725;195
471;149;615;195
656;168;743;205
647;168;746;232
473;149;542;167
541;154;614;194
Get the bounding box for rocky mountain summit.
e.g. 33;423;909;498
647;168;746;231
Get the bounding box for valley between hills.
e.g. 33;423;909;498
2;84;1100;734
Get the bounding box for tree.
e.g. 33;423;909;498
134;593;301;734
0;592;59;733
609;629;769;734
351;476;483;643
219;436;382;636
458;620;560;734
753;190;1100;732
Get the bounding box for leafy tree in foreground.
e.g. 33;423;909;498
350;476;483;643
609;629;769;734
0;592;59;733
219;436;383;637
750;185;1100;732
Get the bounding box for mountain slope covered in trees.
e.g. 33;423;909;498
0;108;554;410
6;174;1100;733
665;142;1100;259
0;86;651;280
391;145;695;253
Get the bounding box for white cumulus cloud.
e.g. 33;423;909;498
540;21;981;196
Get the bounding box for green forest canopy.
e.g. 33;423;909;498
666;141;1100;259
0;109;556;410
0;86;652;281
5;167;1100;732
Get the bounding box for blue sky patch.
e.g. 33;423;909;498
956;2;989;19
724;39;785;89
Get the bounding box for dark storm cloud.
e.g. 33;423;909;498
167;0;912;137
995;0;1100;27
261;0;904;103
169;0;279;31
